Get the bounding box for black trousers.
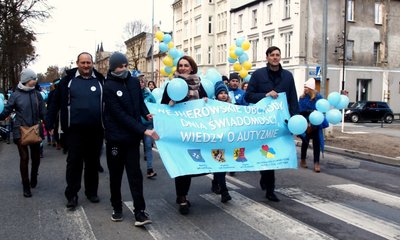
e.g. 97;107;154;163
14;139;41;182
300;129;321;163
260;170;275;193
64;126;103;200
106;141;145;214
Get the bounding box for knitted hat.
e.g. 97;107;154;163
214;81;228;98
229;73;239;81
109;52;128;71
222;75;229;82
21;68;37;84
304;78;315;90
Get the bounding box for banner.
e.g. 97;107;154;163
146;93;297;178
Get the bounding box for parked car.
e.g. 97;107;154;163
344;101;394;123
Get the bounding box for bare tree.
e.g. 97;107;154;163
122;20;150;40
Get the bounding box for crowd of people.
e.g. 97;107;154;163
0;46;324;226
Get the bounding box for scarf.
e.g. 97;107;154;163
169;72;201;106
18;82;35;92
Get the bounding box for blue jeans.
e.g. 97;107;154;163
143;123;154;169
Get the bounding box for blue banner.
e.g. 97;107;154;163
146;93;297;178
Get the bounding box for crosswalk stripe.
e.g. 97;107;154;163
276;188;400;240
38;207;96;240
200;191;336;240
125;200;213;240
226;175;256;189
205;174;241;190
328;184;400;210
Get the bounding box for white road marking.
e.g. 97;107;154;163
205;174;241;190
201;191;336;240
38;207;96;240
276;188;400;240
125;200;212;240
328;184;400;210
226;175;256;189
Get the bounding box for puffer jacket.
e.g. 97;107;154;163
0;88;46;140
103;71;149;143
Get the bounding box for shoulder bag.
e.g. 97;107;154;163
20;91;42;146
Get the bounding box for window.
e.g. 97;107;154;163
348;0;354;21
252;10;257;28
185;22;189;39
218;14;221;32
224;12;227;30
184;50;189;56
223;44;227;63
284;32;292;58
284;0;290;19
208;16;213;34
374;42;380;63
196;47;201;64
209;0;213;3
238;14;243;31
185;0;189;12
196;18;202;35
217;45;221;63
197;0;201;6
208;46;212;64
252;39;259;61
346;40;353;61
375;3;383;24
264;36;274;49
267;4;273;23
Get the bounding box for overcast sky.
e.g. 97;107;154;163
30;0;174;74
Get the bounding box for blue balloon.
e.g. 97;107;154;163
206;70;222;85
197;69;202;75
309;111;325;125
152;88;164;101
0;100;4;114
167;78;188;101
200;78;214;98
165;66;172;74
327;92;341;106
234;47;244;57
173;57;180;66
316;99;330;113
159;42;169;52
228;56;237;64
235;36;245;47
288;115;308;135
178;50;184;58
243;75;251;82
326;109;342;124
239;53;249;64
163;34;172;44
169;47;179;58
334;95;350;110
0;93;4;100
207;68;218;75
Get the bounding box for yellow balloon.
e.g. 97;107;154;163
168;73;173;79
160;68;168;76
171;66;177;73
229;51;238;59
229;45;237;51
243;61;253;70
233;63;242;72
168;41;174;49
163;56;174;67
156;31;164;41
239;69;248;78
241;41;250;51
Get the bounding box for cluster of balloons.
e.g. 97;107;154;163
0;93;4;114
287;92;350;135
156;31;185;80
228;36;252;81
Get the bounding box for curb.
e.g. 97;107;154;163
294;140;400;167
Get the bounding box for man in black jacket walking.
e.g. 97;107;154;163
46;52;105;209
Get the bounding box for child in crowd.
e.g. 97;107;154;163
210;81;232;203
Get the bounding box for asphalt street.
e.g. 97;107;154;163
0;127;399;239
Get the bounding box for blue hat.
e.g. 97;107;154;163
214;81;228;97
109;52;128;71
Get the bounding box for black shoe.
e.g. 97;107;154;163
98;165;104;172
176;196;191;207
229;172;236;176
30;174;37;188
87;195;100;203
146;169;157;178
211;181;221;194
221;190;232;203
266;192;280;202
135;211;152;227
179;202;189;215
111;210;123;222
67;197;78;208
23;187;32;198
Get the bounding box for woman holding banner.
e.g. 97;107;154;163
161;56;208;215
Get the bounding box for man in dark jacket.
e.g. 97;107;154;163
46;52;105;209
103;52;159;226
244;46;299;202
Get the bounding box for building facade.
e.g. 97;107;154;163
95;43;113;77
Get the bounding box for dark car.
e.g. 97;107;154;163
344;101;394;123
